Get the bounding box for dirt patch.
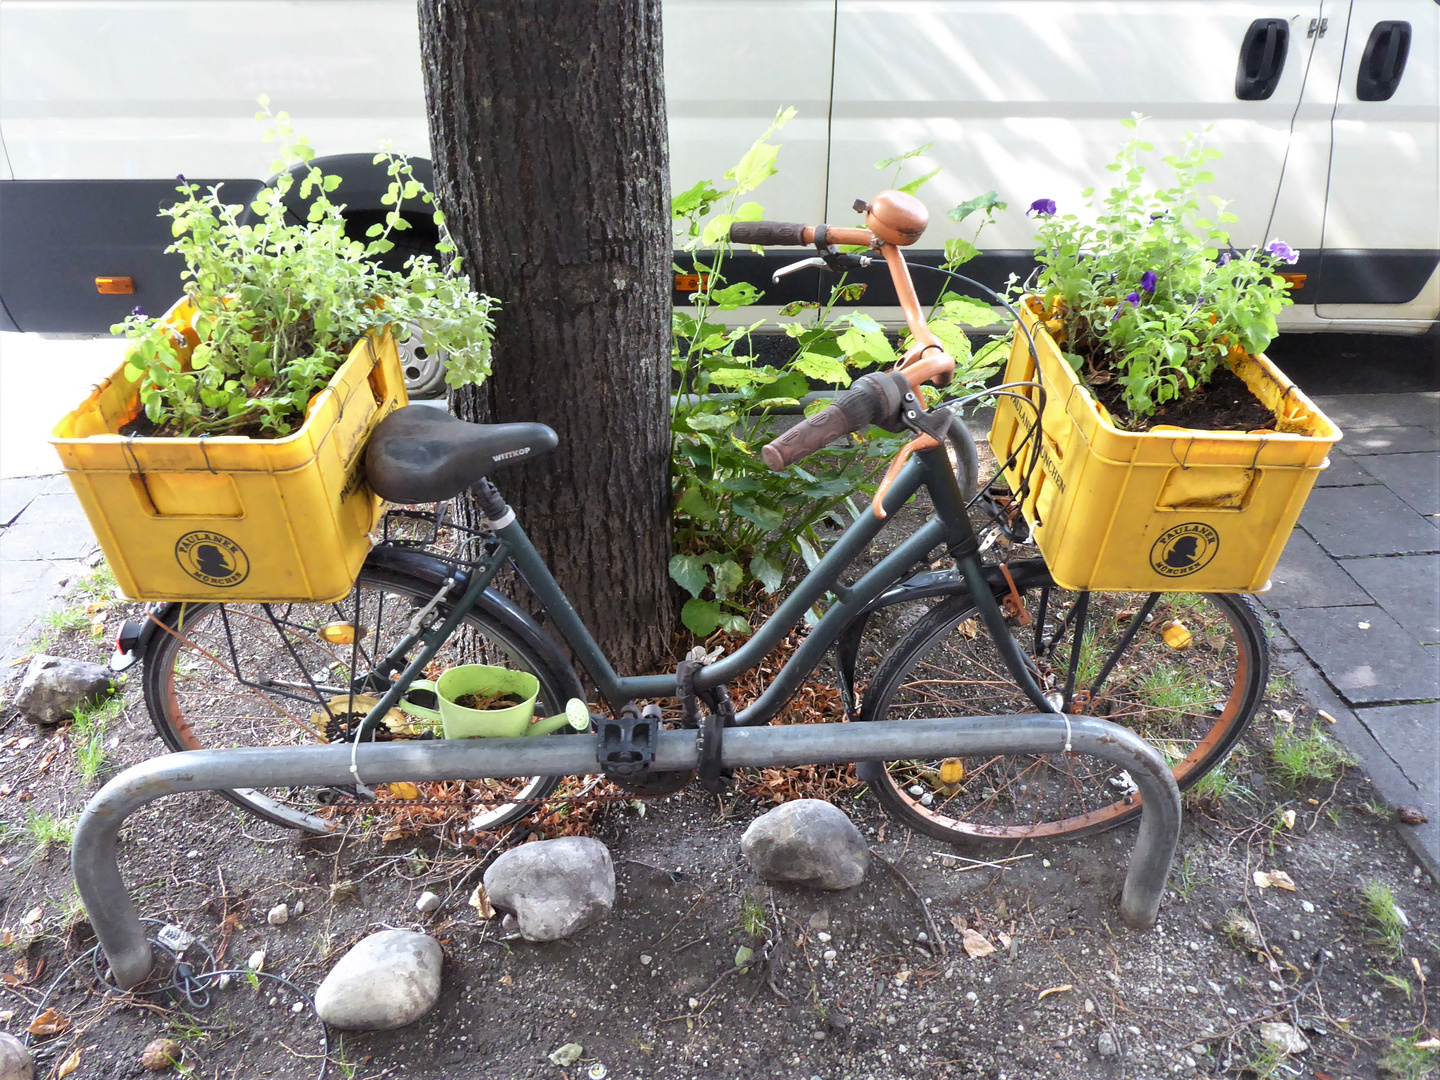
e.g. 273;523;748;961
1;606;1436;1080
1093;364;1277;434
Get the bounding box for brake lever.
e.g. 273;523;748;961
771;251;873;283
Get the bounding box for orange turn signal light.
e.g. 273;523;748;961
674;273;709;293
95;276;135;295
1278;273;1307;290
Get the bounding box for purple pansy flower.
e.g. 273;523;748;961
1027;198;1057;217
1266;239;1300;265
1125;291;1141;307
1218;252;1232;267
1140;270;1157;294
131;305;146;319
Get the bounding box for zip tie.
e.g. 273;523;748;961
1063;714;1074;755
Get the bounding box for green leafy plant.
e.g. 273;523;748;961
1027;116;1296;421
1361;881;1407;957
1270;723;1357;788
24;810;76;850
112;99;496;437
1378;1033;1438;1079
70;693;123;782
669;112;1003;636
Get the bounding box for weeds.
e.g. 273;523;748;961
740;892;768;938
1361;881;1407;957
70;693;123;782
24;810;76;850
1239;1041;1288;1078
40;606;89;634
1185;764;1247;809
1271;723;1357;788
1378;1033;1438;1079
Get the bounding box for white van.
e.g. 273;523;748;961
1;0;1436;342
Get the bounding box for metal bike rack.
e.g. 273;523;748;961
73;713;1180;989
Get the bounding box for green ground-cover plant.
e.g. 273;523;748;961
669;112;1004;636
1361;880;1407;957
1270;722;1358;788
112;99;496;437
1027;117;1297;421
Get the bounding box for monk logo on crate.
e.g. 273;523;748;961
175;531;250;588
1149;522;1220;579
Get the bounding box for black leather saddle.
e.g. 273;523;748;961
364;405;557;503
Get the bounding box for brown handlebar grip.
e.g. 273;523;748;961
761;404;855;471
729;221;810;246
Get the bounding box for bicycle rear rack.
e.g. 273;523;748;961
73;713;1181;990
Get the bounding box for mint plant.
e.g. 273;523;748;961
1028;118;1297;420
669;112;1003;637
112;100;496;437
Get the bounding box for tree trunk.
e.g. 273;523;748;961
418;0;674;674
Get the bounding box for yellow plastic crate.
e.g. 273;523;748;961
988;300;1341;593
51;301;408;602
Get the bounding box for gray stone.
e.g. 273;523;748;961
1312;451;1380;488
1340;426;1438;456
13;654;114;723
1358;452;1440;516
1344;554;1440;643
0;1032;33;1080
1258;1021;1308;1055
741;799;869;890
1259;528;1369;611
1299;486;1438;557
415;891;442;914
1097;1030;1119;1058
1278;606;1440;705
483;837;615;941
313;930;442;1030
1357;703;1440;809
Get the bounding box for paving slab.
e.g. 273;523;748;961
1259;527;1370;611
1337;426;1438;455
1311;392;1440;430
1342;554;1440;644
1278;605;1440;705
1299;485;1439;557
0;474;58;527
1357;451;1440;516
1312;451;1380;488
1285;662;1438;878
1355;702;1440;812
0;557;84;669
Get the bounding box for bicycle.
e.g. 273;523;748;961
127;189;1267;846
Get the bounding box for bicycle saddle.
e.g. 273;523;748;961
365;405;558;503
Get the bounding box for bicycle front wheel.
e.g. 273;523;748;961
141;564;571;835
859;578;1267;843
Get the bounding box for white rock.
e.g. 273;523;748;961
0;1032;34;1080
267;903;289;926
293;900;305;917
1259;1022;1309;1055
415;891;442;914
247;949;266;972
314;930;442;1030
1097;1031;1119;1058
483;837;616;942
740;800;869;890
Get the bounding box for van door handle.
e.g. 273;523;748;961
1235;19;1291;100
1357;20;1412;101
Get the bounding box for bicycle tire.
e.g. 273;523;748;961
857;577;1268;843
141;564;572;835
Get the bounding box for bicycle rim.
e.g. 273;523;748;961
862;583;1267;843
141;566;566;835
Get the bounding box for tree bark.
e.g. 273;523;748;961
418;0;674;674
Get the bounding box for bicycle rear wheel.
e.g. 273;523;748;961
858;575;1267;843
141;564;571;835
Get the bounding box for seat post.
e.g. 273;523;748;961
472;477;514;531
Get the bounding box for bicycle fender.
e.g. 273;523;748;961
364;545;587;705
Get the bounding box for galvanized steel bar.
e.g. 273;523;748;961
73;713;1179;989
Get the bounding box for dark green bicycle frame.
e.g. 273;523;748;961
357;444;1055;738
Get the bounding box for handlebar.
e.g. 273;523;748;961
760;372;909;471
732;190;963;515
